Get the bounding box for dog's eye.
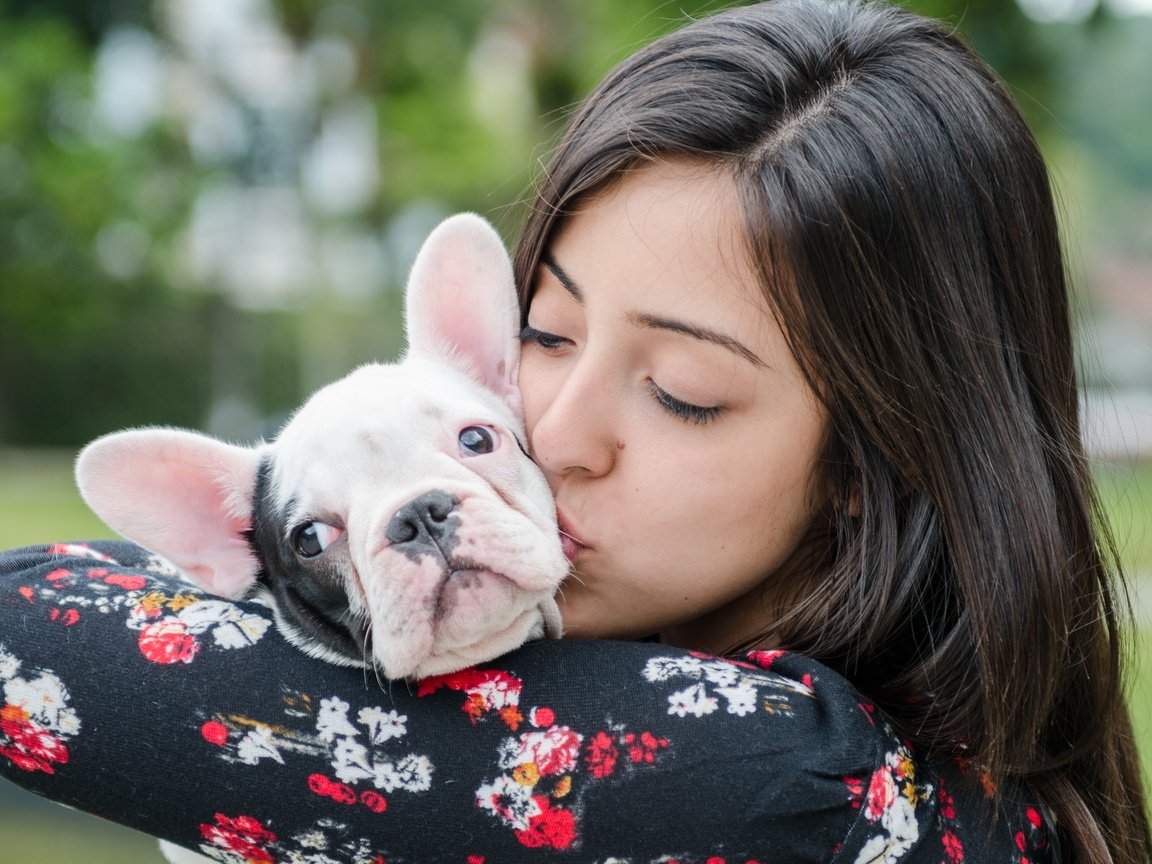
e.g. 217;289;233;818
458;425;497;456
291;521;342;558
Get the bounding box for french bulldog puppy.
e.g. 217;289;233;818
76;213;567;683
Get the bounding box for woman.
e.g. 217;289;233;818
1;1;1147;862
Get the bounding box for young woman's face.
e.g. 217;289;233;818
519;160;830;653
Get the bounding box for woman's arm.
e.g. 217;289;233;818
0;541;1037;863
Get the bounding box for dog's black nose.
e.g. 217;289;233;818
386;490;460;559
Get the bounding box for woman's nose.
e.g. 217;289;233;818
527;359;618;480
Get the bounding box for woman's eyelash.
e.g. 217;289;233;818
522;324;723;425
647;380;725;425
520;324;568;350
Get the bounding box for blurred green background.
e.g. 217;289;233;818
1;0;1149;860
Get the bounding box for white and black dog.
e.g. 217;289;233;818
75;213;567;683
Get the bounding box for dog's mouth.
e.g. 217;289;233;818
432;559;498;622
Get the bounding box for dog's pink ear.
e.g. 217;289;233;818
75;429;262;599
404;213;521;407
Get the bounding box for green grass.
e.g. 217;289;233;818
1095;459;1152;575
0;449;1149;861
0;803;164;864
0;449;115;548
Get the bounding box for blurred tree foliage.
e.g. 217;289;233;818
0;0;1143;446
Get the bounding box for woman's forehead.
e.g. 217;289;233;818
538;161;791;366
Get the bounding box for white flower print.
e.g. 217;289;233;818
476;772;541;830
284;853;342;864
236;726;285;765
701;661;740;687
642;655;703;682
849;741;925;864
667;683;719;718
209;613;272;649
387;754;433;792
853;799;919;864
294;830;329;850
310;698;433;794
717;684;757;716
357;707;406;744
4;670;76;730
331;737;373;785
144;553;182;578
177;600;270;648
0;648;80;774
0;645;20;679
316;697;360;742
645;653;814;721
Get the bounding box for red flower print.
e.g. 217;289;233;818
1026;807;1043;829
843;775;864;806
624;730;669;765
200;813;277;864
865;768;898;821
530;706;555;728
939;783;956;819
521;726;581;777
417;669;524;729
46;568;74;586
943;829;964;862
584;731;619;779
201;721;230;746
138;620;200;664
103;573;149;590
514;796;577;850
746;649;786;669
360;790;388;813
47;543;115;561
308;773;357;805
0;707;70;774
49;608;80;626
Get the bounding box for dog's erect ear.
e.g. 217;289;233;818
75;429;262;599
404;213;521;408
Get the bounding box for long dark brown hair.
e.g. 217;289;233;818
511;1;1151;862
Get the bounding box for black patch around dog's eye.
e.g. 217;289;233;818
458;425;496;456
246;457;367;665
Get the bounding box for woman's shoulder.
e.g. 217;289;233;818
0;540;1053;863
510;641;1054;864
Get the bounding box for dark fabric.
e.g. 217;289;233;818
0;541;1053;863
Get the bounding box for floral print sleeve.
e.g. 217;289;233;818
0;541;1054;864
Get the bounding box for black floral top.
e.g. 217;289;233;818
0;541;1054;863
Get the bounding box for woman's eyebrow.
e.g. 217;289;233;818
628;312;768;369
542;254;766;369
542;256;583;303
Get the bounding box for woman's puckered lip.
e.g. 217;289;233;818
555;510;592;555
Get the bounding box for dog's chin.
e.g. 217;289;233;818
390;601;559;681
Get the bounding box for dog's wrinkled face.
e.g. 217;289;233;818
250;359;565;679
76;213;568;682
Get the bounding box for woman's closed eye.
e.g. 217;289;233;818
520;324;570;352
647;380;726;425
522;322;726;425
